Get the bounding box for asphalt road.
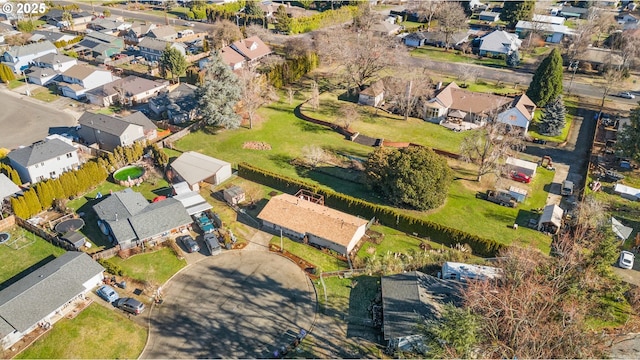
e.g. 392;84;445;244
0;89;77;149
141;251;316;359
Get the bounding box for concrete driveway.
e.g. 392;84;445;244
141;251;316;359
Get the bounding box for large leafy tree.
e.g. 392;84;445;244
245;0;263;16
274;5;291;34
500;0;535;28
616;104;640;163
364;146;453;210
526;48;563;107
196;53;242;129
422;304;481;358
538;96;566;136
159;46;188;84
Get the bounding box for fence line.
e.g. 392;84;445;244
0;216;16;231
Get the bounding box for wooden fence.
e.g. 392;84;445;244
15;217;76;251
0;215;16;232
91;245;121;260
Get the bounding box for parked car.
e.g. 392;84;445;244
178;235;200;253
619;251;635;269
195;213;215;233
618;91;636;99
114;297;145;315
96;285;119;303
561;180;574;196
204;233;222;255
510;172;531;184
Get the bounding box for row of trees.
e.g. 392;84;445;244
10;161;108;219
0;64;16;84
0;162;20;185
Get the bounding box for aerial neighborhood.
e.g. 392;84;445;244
2;0;640;358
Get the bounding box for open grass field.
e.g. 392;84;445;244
300;92;468;153
411;47;508;68
270;236;348;272
0;228;65;286
106;247;187;285
15;303;147;359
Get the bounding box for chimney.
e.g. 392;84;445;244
436;81;442;91
115;213;118;221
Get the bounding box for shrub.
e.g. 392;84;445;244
98;258;124;276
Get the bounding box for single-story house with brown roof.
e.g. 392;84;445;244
257;193;371;256
230;36;272;63
86;75;169;107
358;80;385;107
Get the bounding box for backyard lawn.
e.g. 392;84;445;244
106;247;186;285
16;303;146;359
411;47;508;68
0;228;65;286
270;236;348;273
527;96;579;143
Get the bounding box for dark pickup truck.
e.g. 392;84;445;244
483;190;518;208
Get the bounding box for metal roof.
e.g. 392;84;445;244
170;152;231;187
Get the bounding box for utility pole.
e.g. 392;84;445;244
568;60;578;95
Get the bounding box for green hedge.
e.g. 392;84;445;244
238;163;504;257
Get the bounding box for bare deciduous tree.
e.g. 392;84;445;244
283;37;314;58
407;0;441;31
301;145;326;167
600;69;624;108
338;103;360;130
435;2;468;50
310;81;319;110
238;65;277;129
384;73;433;120
210;19;243;49
352;2;380;32
459;120;524;182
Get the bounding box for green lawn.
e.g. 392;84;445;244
106;247;186;285
356;225;452;261
8;77;26;90
270;236;348;273
0;228;66;286
527;97;578;143
411;47;508;68
16;303;146;359
421;168;556;252
175;100;375;199
400;21;424;29
31;88;59;102
300;92;468;153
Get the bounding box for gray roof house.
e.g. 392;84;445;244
93;188;192;249
0;173;21;200
138;37;186;62
25;66;61;86
170;151;232;191
77;111;156;151
1;41;57;74
381;271;462;352
124;22;158;44
74;32;125;63
7;137;80;184
478;30;522;56
0;252;104;350
29;30;77;44
149;83;198;124
147;26;178;41
86;75;169;107
31;53;78;72
59;64;118;100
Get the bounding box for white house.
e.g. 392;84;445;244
59;65;118;100
1;41;57;74
170;151;232;191
532;14;566;25
31;53;77;73
26;67;60;86
7;136;80;184
496;94;537;133
358;80;385;107
257;193;371;255
478;30;522;56
0;252;104;350
515;21;573;43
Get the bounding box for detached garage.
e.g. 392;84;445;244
538;204;564;234
170;151;232;191
505;157;537;177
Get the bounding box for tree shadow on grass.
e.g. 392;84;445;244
269;153;294;169
346;276;382;342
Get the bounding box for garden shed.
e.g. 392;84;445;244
538;204;563;234
614;183;640;201
611;217;634;241
223;186;245;205
61;231;87;249
508;186;528;203
505;157;537;177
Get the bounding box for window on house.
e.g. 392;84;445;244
37;176;44;182
49;171;56;177
40;162;44;166
35;164;38;168
426;108;439;119
57;157;61;161
66;153;73;158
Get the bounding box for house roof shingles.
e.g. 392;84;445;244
86;75;166;98
0;252;103;336
431;82;511;114
122;111;156;133
78;112;139;137
230;36;272;61
360;80;385;97
62;64;102;80
220;46;246;67
32;53;76;66
381;271;462;341
7;138;76;167
4;41;56;59
257;193;368;248
148;26;177;39
0;173;20;199
170;151;230;186
139;37;173;52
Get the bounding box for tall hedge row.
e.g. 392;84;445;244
267;53;318;88
238;163;504;257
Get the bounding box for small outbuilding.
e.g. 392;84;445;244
223;186;245;205
170;151;232;191
611;217;634;241
478;11;500;22
441;261;502;281
61;231;87;249
505;157;537;177
614;183;640;201
358;80;385;107
508;186;528;203
538;204;564;234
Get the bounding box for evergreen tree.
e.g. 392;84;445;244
274;5;291;34
9;168;21;185
500;0;535;28
160;45;188;83
617;104;640;163
197;53;242;129
526;48;563;107
0;64;16;83
539;96;566;136
202;38;209;53
50;178;65;200
35;182;53;210
24;189;42;216
506;50;520;68
245;0;263;16
11;197;28;218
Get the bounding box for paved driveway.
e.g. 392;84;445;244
141;251;316;359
